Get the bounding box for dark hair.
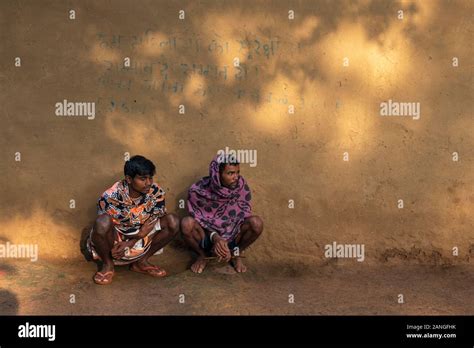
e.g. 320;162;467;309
124;155;156;178
218;155;240;174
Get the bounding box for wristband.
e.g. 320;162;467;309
210;232;218;242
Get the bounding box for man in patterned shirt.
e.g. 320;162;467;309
87;155;179;285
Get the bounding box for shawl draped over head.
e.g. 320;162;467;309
97;180;166;236
187;155;252;241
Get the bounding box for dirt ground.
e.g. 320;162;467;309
1;248;472;315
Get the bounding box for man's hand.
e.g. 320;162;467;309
136;214;159;239
111;239;136;259
212;235;231;262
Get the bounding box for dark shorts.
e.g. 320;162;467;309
200;234;239;254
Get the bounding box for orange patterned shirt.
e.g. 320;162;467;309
97;180;166;236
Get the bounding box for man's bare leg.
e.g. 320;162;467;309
90;214;115;283
181;216;209;273
130;213;180;276
232;216;264;273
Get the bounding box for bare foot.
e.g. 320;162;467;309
231;257;247;273
191;257;208;274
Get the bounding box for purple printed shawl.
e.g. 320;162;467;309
187;155;252;241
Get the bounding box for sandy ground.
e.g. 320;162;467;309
1;247;472;315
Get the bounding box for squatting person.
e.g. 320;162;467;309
86;155;179;285
181;155;263;274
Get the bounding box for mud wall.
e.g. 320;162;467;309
0;0;472;264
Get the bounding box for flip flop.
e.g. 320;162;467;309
93;271;114;285
129;263;167;277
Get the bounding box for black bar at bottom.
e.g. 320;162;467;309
0;315;472;346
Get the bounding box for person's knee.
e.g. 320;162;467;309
93;214;113;237
181;216;195;237
164;213;180;236
249;216;263;235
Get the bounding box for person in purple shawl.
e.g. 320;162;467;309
181;155;264;273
